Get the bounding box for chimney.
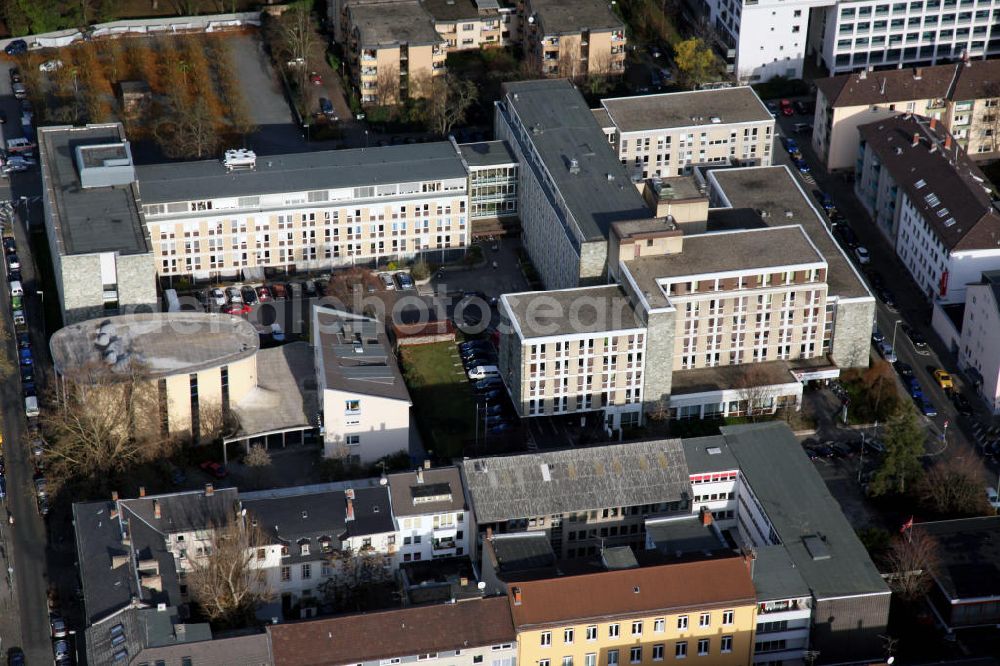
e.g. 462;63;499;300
423;459;431;470
512;586;522;605
205;483;214;497
486;526;493;540
912;132;920;147
416;468;424;484
111;490;119;502
153;500;161;520
914;67;923;80
945;134;953;150
930;117;938;130
346;498;355;521
139;486;146;498
700;506;713;526
110;508;119;520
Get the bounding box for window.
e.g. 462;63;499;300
417;655;438;661
675;642;687;659
380;660;402;666
562;657;573;666
607;650;619;666
474;658;484;664
677;616;688;630
280;566;291;582
720;636;732;654
629;647;641;664
564;629;574;644
609;624;620;638
541;632;552;647
699;613;710;628
652;645;663;662
722;610;734;625
632;621;642;636
540;661;550;666
301;563;311;579
585;655;597;666
697;639;709;657
345;399;360;413
586;626;597;641
653;618;665;633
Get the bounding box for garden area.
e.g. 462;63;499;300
14;32;255;159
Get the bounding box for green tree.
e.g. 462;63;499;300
3;0;63;35
674;38;716;87
870;410;925;495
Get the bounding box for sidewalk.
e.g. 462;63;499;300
0;518;23;654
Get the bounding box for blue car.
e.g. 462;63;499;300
781;137;799;153
907;378;923;400
489;422;513;434
4;39;26;56
794;158;811;173
920;400;938;417
19;348;32;366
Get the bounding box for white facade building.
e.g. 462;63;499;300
312;306;412;464
856;114;1000;304
388;466;471;562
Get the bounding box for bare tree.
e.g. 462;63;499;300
733;366;779;421
154;97;220;159
199;401;241;444
883;529;940;602
188;519;273;627
244;444;272;489
423;73;478;137
584;51;613;95
556;47;578;79
42;361;169;490
918;453;990;517
0;327;16;379
647;396;670;422
375;63;400;107
321;545;392;611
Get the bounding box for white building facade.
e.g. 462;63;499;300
388;466;471;563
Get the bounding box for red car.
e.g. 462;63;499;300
223;303;251;315
256;285;272;302
199;461;228;479
309;71;322;85
779;99;795;116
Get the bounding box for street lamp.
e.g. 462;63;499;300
891;319;904;355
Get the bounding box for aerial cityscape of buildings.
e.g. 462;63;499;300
0;0;1000;665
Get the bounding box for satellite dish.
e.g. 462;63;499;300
527;14;535;23
477;581;486;590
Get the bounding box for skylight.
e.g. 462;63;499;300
914;178;927;189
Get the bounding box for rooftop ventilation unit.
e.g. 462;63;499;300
568;158;580;174
223;149;257;172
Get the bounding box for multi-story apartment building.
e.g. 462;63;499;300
136;143;469;282
814;60;1000;170
459;440;692;561
39;124;157;324
345;1;448;105
460;140;520;221
932;270;1000;413
312;306;412;463
424;0;512;50
509;559;758;666
855;114;1000;304
242;482;397;616
388;464;471;562
519;0;626;77
268;596;518;666
499;285;647;430
692;0;1000;83
495;79;654;289
594;88;775;179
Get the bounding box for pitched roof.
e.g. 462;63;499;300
858;114;1000;252
387;466;467;517
816;65;957;107
460;439;690;524
507;558;756;628
268;597;516;665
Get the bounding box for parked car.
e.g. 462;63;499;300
38;59;63;72
378;272;396;290
208;288;226;306
36;494;49;516
8;67;21;83
933;369;954;390
871;327;885;344
951;392;973;416
11;82;26;99
395;272;414;290
765;101;779;117
271;283;288;300
779;99;794;116
907;377;924;399
7;647;24;666
894;360;914;378
319;97;335;117
877;340;896;363
813;190;834;212
4;39;27;56
3;237;15;254
835;223;860;248
467;365;500;380
309;71;322;85
53;639;70;662
286;281;303;299
472;377;503;392
240;286;258;305
18;348;32;366
781;136;800;155
793;158;811;174
489;422;513;434
7;254;19;270
853;246;871;264
901;323;929;352
7;269;20;283
225;286;243;304
919;399;938;417
199;460;228;478
223;303;250;315
50;615;67;638
878;287;898;311
17;332;30;349
256;285;272;302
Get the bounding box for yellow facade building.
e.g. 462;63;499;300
509;559;757;666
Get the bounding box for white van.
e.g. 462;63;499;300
163;288;180;312
467;365;500;380
9;280;22;297
24;395;39;418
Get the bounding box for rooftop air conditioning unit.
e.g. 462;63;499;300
223;149;257;172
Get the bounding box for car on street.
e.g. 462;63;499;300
208;288;226;306
877;340;896;363
933;369;954;390
901;323;929;352
11;294;21;309
310;71;322;85
225;286;243;304
199;460;228;478
304;279;317;297
270;283;287;300
50;614;67;638
907;377;924;399
11;82;26;99
813;189;834;212
395;272;415;290
270;323;286;342
37;494;49;516
4;39;27;55
53;639;70;661
872;327;885;344
256;285;272;302
878;287;898;311
240;286;258;305
793;158;810;173
39;59;63;72
7;269;20;283
319;97;335;118
379;272;395;290
223;303;250;315
919;399;938;417
9;67;21;83
835;223;860;248
854;246;871;264
7;647;24;665
951;392;973;415
779;99;794;116
3;237;15;253
19;348;32;366
17;332;30;349
765;101;779;117
894;360;914;378
781;136;800;153
7;253;19;269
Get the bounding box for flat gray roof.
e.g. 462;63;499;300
622;226;824;309
314;307;411;402
602;87;772;133
671;358;832;395
349;1;444;47
423;0;483;21
502;284;644;339
501;79;652;241
50;312;259;379
645;515;727;556
39;124;149;256
528;0;624;34
912;516;1000;601
460;140;517;168
460;439;690;524
680;435;738;474
135;141;466;205
232;342;318;438
752;544;811;602
719;423;890;599
388;466;467;517
708;167;873;300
